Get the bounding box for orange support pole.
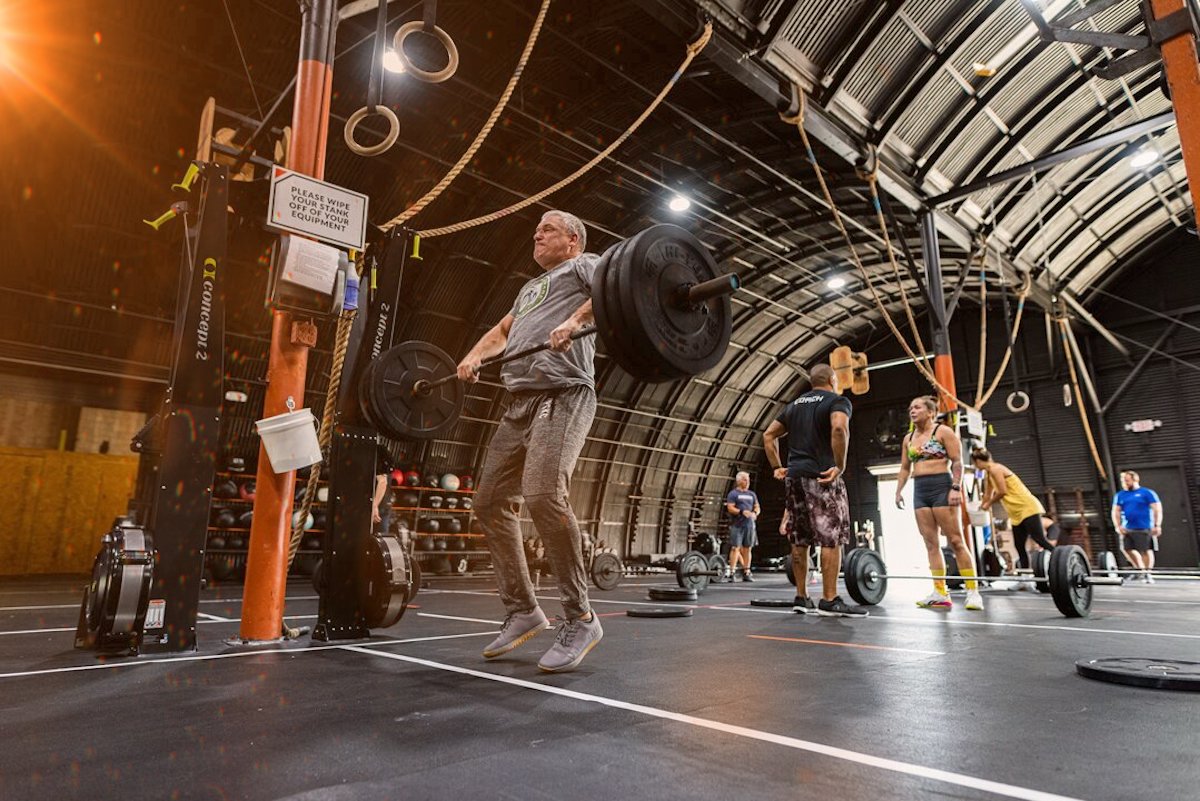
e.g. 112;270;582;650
1152;0;1200;224
933;353;958;415
240;0;337;642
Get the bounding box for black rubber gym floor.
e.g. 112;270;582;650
2;572;1198;801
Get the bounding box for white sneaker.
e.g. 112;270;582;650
1143;573;1155;585
965;590;984;611
916;591;952;609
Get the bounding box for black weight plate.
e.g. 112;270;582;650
1095;550;1118;578
941;546;964;589
1075;658;1200;692
357;357;381;428
626;607;693;618
843;547;863;590
370;341;464;441
590;240;641;377
406;554;422;604
846;548;887;606
706;553;727;582
590;552;623;591
1032;549;1052;594
750;598;794;608
618;224;731;382
649;587;697;602
676;550;710;592
602;236;659;379
1049;544;1092;618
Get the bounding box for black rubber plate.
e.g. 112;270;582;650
627;607;693;618
1076;658;1200;692
750;598;794;608
648;588;697;602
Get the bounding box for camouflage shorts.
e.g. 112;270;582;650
782;475;850;549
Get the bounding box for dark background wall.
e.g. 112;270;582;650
768;229;1200;568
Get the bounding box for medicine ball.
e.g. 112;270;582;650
210;555;235;581
316;486;329;503
455;537;468;551
213;507;238;528
445;517;463;534
304;534;321;551
391;468;406;487
399;490;419;507
227;535;245;549
238;510;254;528
215;479;239;499
694;531;718;556
208;535;227;550
460;474;474;490
295;484;309;502
428;495;444;509
313;512;328;530
404;470;421;487
419;536;435;551
433;538;447;550
239;480;256;501
425;518;440;534
440;473;460;491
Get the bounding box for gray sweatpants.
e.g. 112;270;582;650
474;385;596;619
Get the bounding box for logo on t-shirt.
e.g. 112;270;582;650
514;276;550;319
793;395;821;405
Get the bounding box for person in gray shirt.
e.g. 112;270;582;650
456;210;603;673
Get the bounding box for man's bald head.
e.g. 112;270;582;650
810;363;835;389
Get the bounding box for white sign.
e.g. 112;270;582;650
1125;418;1162;433
144;599;165;630
280;235;342;294
965;408;985;439
268;167;368;251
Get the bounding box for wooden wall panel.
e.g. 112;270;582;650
0;448;137;576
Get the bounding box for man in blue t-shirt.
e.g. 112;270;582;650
725;472;761;582
763;364;866;618
1111;470;1163;583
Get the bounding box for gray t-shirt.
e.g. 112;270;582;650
500;253;599;393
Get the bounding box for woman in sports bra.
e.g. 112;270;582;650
894;396;984;611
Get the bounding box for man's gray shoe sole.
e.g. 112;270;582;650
482;622;550;659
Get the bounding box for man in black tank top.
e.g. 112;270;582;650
763;365;867;618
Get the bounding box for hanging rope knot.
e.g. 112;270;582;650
686;20;714;57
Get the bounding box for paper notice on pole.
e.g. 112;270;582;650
268;167;368;251
281;236;342;294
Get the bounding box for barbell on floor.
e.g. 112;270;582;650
589;550;725;594
840;545;1186;618
358;224;740;440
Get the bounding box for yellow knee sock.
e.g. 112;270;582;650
960;567;977;591
931;568;947;596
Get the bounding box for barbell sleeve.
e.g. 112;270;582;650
682;273;741;305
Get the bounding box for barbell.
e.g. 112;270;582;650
359;224;739;441
589;549;725;594
840;545;1176;619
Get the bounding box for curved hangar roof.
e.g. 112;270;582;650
2;1;1187;548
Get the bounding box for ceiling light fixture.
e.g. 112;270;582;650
668;194;691;212
382;50;405;74
1130;149;1158;168
826;276;847;290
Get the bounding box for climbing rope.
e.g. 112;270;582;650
1056;316;1108;479
412;21;713;239
287;263;361;568
379;0;553;231
781;88;977;411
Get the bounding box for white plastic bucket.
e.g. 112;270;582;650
255;408;322;473
966;500;989;528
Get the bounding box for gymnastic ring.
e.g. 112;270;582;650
1006;390;1030;413
344;105;400;157
392;20;460;84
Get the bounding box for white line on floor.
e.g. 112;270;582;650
867;614;1200;640
1;595;323;613
418;612;504;626
342;645;1086;801
0;627;76;636
0;614;317;639
0;631;493;679
196;613;234;623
